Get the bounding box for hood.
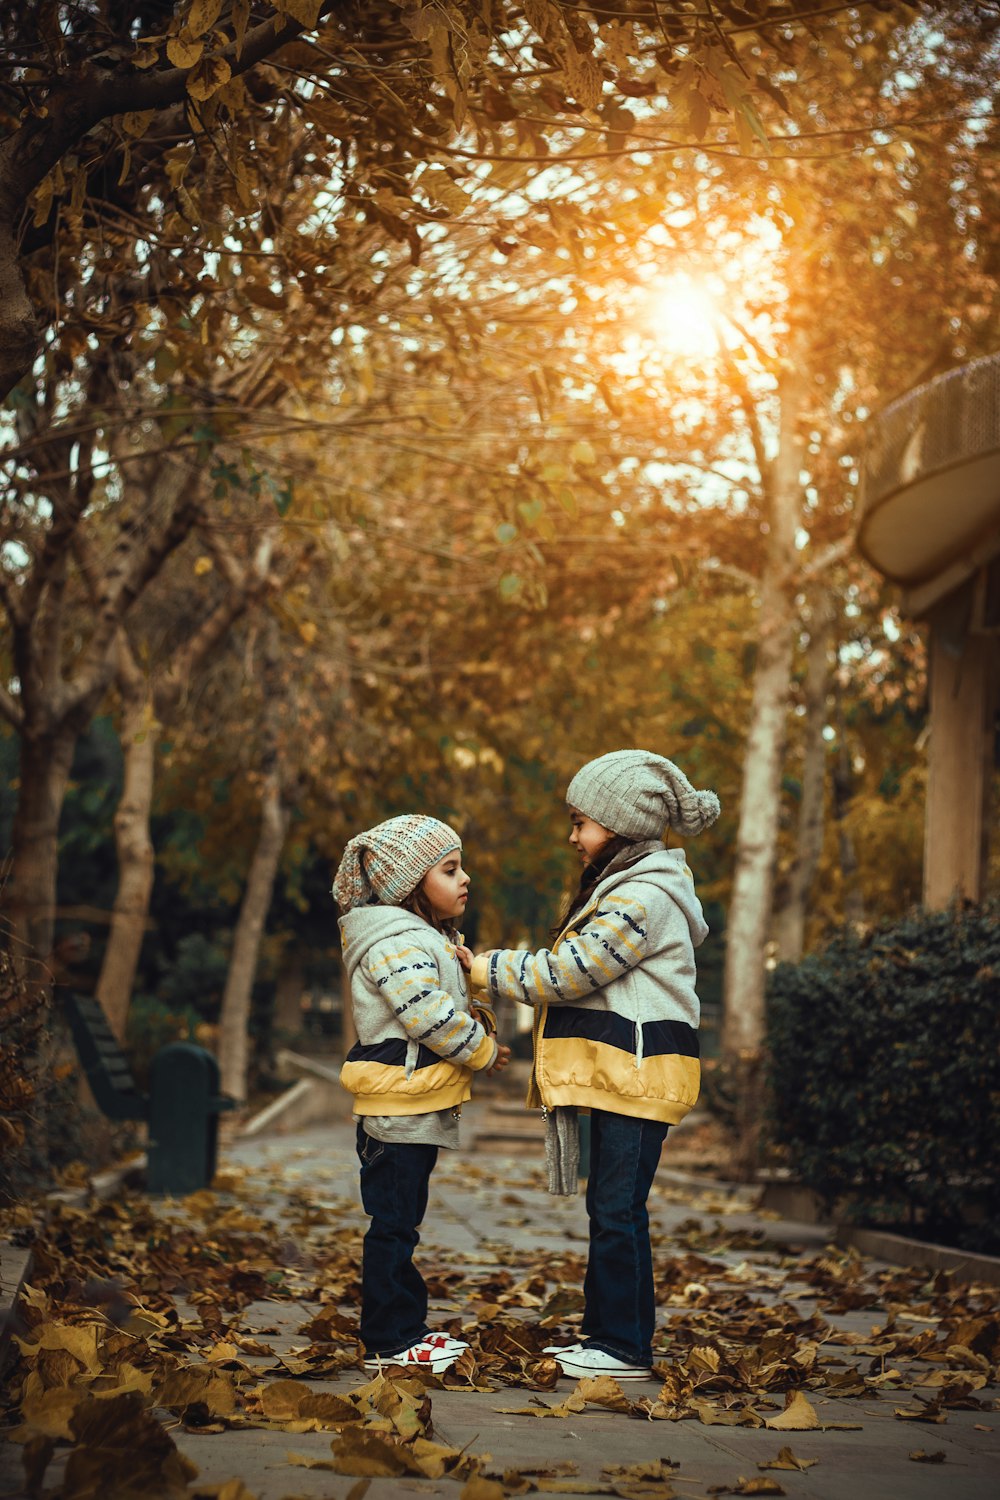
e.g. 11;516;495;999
590;846;709;946
339;904;440;982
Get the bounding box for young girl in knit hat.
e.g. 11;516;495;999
468;750;719;1382
334;814;511;1375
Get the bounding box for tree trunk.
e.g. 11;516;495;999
217;767;290;1102
7;726;78;978
833;683;866;926
95;669;156;1041
273;951;305;1038
773;593;834;962
722;357;807;1057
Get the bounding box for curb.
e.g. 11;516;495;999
656;1165;759;1199
46;1155;147;1210
836;1223;1000;1287
0;1238;34;1376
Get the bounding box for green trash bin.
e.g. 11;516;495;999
148;1042;233;1196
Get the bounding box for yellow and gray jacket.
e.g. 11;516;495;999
469;846;708;1125
340;905;496;1116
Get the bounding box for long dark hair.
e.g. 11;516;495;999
401;883;456;939
552;834;638;939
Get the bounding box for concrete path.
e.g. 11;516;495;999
2;1112;997;1500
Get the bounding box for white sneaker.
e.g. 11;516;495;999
363;1337;459;1374
542;1340;583;1356
424;1331;469;1351
556;1344;653;1381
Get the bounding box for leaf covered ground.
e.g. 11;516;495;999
1;1139;998;1500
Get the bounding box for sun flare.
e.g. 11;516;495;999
648;275;720;357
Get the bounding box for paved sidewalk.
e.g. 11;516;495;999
2;1113;998;1500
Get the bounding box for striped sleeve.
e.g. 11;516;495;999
366;941;493;1068
477;898;649;1007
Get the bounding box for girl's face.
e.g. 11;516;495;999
420;849;470;922
568;807;614;866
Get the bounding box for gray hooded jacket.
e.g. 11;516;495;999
340;905;495;1115
470;846;708;1123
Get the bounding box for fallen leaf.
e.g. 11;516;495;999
909;1450;946;1463
154;1366;237;1417
756;1446;818;1471
578;1375;633;1412
710;1481;785;1497
460;1477;506;1500
764;1392;819;1431
256;1378;358;1426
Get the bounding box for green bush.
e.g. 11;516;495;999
766;900;1000;1253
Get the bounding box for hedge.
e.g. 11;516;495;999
766;900;1000;1254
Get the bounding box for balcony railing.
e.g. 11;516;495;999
861;350;1000;516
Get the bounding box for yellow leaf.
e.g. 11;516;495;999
286;1451;336;1470
17;1323;102;1374
205;1341;240;1362
186;0;223;39
166;32;204;68
576;1375;632;1412
280;0;324;26
764;1391;819;1430
194;555;214;575
187;55;232;101
31;174;55;228
329;1426;427;1477
420;166;472;214
460;1478;505;1500
121;109;155;138
16;1387;82;1441
232;0;250;55
757;1446;818;1471
154;1366;237;1416
258;1379;357;1426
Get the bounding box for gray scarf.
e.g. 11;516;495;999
545;1106;580;1196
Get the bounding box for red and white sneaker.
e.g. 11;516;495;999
424;1331;469;1352
363;1338;460;1374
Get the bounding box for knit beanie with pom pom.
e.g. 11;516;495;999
566;750;720;840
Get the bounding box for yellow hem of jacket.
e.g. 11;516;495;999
350;1077;474;1116
529;1080;694;1125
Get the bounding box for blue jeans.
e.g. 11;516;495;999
356;1124;438;1357
581;1109;669;1365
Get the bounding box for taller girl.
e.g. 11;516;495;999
469;750;720;1382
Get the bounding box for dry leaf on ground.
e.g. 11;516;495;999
756;1446;817;1471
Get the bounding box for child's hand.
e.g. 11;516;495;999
488;1044;512;1074
455;944;473;972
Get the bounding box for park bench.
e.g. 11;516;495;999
62;992;237;1196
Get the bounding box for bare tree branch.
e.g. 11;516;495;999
64;468;201;721
799;534;853;581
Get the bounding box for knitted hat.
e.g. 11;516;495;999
332;815;461;912
566;750;720;840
